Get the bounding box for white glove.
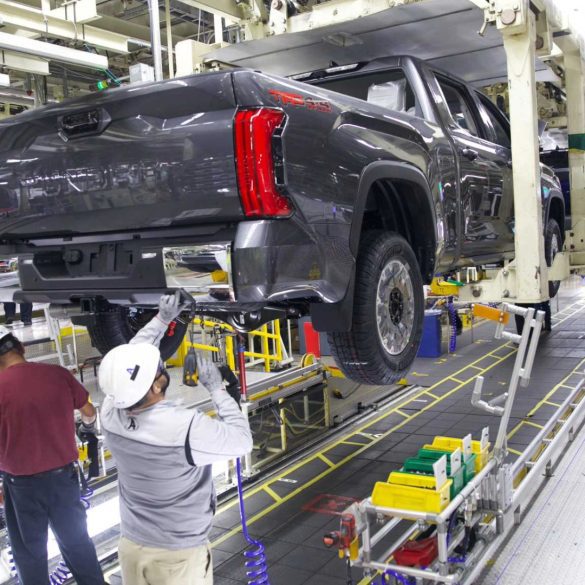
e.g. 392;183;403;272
197;354;224;392
157;291;183;324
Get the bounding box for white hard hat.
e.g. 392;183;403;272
98;343;161;409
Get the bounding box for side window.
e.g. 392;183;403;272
478;94;511;149
314;69;423;118
436;78;480;137
366;72;420;117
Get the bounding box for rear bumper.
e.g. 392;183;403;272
15;219;354;308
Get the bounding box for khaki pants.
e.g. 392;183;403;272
118;536;213;585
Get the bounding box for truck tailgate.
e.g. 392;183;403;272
0;71;242;240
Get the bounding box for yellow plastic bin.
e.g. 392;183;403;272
371;479;452;514
429;436;490;473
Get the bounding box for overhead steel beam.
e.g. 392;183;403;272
175;0;243;21
0;32;108;69
0;1;128;53
0;87;35;107
48;0;100;24
0;49;50;75
9;0;185;46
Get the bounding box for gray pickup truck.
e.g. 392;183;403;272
0;56;564;385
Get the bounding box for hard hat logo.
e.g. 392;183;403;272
127;365;140;381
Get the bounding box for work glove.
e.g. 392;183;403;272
196;354;224;393
157;291;184;325
219;364;241;407
77;419;97;440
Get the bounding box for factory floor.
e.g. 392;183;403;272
103;279;585;585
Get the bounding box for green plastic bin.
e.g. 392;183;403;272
402;457;465;499
418;448;476;484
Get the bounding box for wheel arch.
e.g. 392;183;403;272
351;161;437;283
311;161;436;333
546;194;565;242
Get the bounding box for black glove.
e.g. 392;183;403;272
218;365;241;407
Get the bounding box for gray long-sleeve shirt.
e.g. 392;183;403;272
101;317;253;549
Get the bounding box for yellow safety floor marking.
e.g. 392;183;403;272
342;440;371;447
211;299;585;551
544;400;561;407
317;453;335;468
526;357;585;418
263;486;283;503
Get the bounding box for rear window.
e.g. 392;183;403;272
312;70;423;118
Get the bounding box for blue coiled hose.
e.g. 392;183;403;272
236;458;270;585
377;570;414;585
447;299;457;353
8;475;94;584
49;560;71;585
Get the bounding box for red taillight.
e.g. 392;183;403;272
234;108;291;218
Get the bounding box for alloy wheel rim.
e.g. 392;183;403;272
376;259;415;356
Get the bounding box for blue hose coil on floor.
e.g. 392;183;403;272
236;458;270;585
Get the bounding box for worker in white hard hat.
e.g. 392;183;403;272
99;293;253;585
0;325;105;585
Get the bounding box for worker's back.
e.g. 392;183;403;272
101;399;215;550
0;362;88;475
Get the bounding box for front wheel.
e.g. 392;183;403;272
85;306;188;360
545;217;562;299
328;231;424;386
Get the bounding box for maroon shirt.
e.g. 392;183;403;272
0;362;89;475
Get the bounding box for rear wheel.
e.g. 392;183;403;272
328;231;424;385
86;306;188;360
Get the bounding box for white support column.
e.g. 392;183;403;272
147;0;164;81
165;0;175;79
214;14;224;44
501;1;548;302
564;45;585;250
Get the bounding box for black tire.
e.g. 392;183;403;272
86;306;188;361
515;301;552;334
327;231;424;386
545;218;562;299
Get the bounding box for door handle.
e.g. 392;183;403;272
460;147;479;162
